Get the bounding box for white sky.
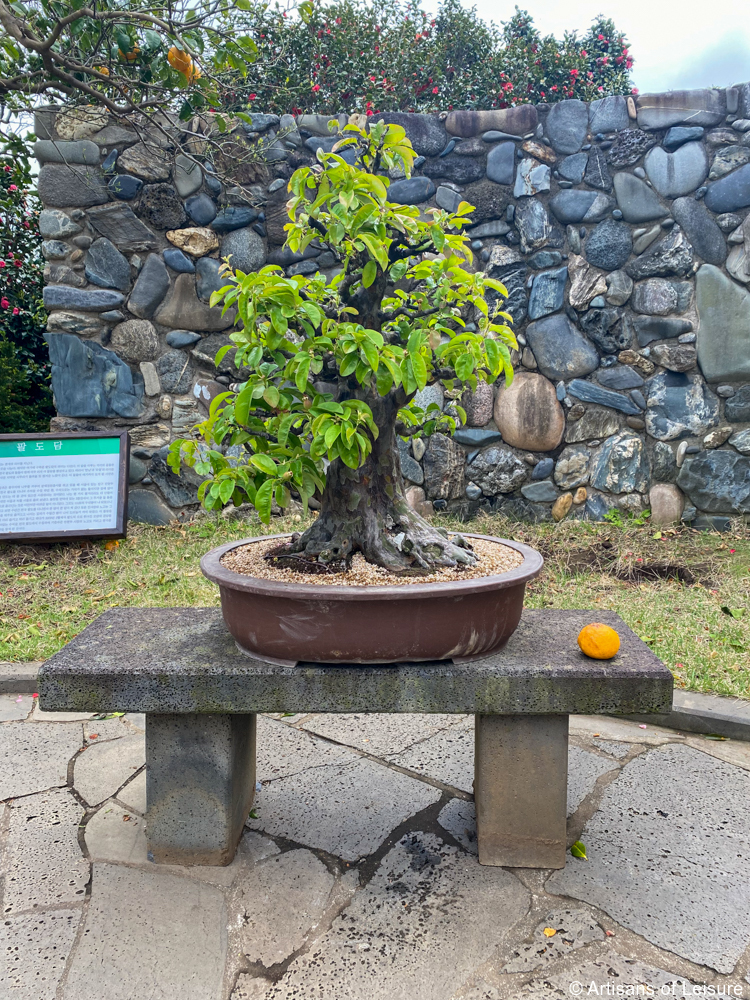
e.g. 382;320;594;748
433;0;750;95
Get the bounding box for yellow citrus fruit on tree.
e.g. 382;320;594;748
168;46;194;76
577;623;620;660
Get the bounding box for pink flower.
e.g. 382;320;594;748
14;260;22;267
12;307;19;315
3;165;10;173
312;83;320;92
248;93;256;101
0;298;9;309
0;261;5;268
432;86;438;94
8;184;17;191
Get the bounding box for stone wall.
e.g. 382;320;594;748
34;87;750;527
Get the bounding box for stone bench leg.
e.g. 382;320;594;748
474;714;568;869
146;713;257;866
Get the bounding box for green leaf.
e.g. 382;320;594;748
570;841;587;860
454;352;474;381
250;454;277;475
376;366;394;396
254;480;274;524
720;606;746;618
218;478;235;504
362;260;377;288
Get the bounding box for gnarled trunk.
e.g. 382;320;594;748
268;393;476;575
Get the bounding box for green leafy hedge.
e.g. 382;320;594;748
0;132;53;433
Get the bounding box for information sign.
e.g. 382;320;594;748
0;432;129;541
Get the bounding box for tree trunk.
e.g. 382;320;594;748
267;393;476;575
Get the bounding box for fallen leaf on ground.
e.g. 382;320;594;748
543;927;557;938
571;841;587;860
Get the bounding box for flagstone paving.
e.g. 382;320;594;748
2;701;750;999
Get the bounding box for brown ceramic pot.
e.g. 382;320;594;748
201;533;543;665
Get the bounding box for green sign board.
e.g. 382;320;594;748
0;432;129;541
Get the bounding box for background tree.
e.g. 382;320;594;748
0;131;52;432
169;123;515;574
219;1;634;115
0;0;634;124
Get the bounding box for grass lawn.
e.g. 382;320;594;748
1;510;748;700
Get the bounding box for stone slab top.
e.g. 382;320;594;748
39;607;672;716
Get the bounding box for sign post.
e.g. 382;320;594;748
0;432;129;542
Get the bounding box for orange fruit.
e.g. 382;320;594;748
118;44;140;62
578;623;620;660
95;66;110;77
168;46;193;76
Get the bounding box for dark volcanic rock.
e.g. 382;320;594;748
84;238;130;292
423;155;485;185
704;162;750;213
590;431;650;494
626;228;694;279
584;147;612;191
607;129;658;169
645;371;720;440
388;177;436;205
525;314;599;381
726;386;750;422
579;308;630;354
87;203;158;252
671;197;726;266
545;99;588;154
46;332;144;418
465;446;527;495
138;184;187;231
373;113;447;157
37;164;109;207
148;446;205;506
156;349;194;394
677;451;750;513
566;379;641;415
585;220;632;270
128;254;169;319
422;433;465;499
43;285;125;311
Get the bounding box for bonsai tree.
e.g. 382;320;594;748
169;121;516;574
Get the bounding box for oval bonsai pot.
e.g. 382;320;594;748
201;533;543;664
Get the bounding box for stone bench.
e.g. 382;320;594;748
39;607;672;869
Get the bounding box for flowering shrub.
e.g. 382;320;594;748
218;1;634;114
0;133;53;432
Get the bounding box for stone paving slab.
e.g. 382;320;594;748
247;757;441;860
300;712;468;755
62;863;227;1000
73;730;145;806
115;767;146;812
520;950;694;998
0;691;34;721
261;832;530;1000
256;715;354;781
0;909;82;1000
3;788;89;914
2;698;750;999
0;720;82;798
85;800;148;864
234;849;336;967
547;744;750;973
